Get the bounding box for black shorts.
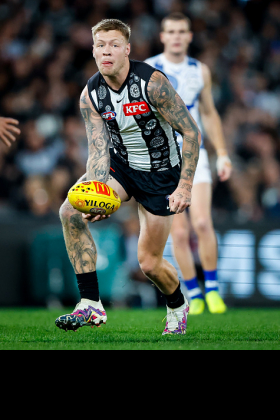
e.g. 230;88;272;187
109;149;181;217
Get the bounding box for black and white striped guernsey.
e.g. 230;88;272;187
87;60;181;172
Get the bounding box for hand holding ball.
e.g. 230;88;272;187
68;181;121;216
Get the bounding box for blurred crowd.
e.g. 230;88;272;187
0;0;280;227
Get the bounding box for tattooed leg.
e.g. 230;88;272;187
59;199;97;274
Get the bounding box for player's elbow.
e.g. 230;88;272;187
183;126;201;148
86;154;110;183
181;119;202;148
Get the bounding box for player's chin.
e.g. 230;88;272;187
101;66;116;77
170;47;185;55
102;70;113;77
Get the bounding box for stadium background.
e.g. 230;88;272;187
0;0;279;309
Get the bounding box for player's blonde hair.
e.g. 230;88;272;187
92;19;131;43
161;12;192;32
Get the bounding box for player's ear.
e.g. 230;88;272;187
125;43;131;57
188;31;194;43
92;45;95;58
159;31;165;45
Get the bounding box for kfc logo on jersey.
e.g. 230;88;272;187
101;111;117;121
123;101;150;116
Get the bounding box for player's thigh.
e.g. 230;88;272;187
107;174;130;203
189;182;213;229
138;204;174;259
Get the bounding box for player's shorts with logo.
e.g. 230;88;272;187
109;148;181;217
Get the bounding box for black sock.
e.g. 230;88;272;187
165;283;185;309
76;271;100;302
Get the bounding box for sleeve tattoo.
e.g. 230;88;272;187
80;88;110;183
147;72;201;187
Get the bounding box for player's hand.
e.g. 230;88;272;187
169;183;192;214
82;213;111;223
216;153;232;182
0;117;21;147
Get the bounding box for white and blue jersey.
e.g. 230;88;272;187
145;53;205;149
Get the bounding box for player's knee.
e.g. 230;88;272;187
172;228;190;248
193;217;213;236
59;200;75;223
138;255;160;279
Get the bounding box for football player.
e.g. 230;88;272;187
146;13;232;315
0;117;21;147
56;18;201;335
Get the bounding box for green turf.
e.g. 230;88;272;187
0;308;279;350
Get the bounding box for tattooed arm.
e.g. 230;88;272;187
79;86;112;223
147;71;201;213
80;86;110;183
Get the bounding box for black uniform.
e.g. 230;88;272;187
87;59;181;216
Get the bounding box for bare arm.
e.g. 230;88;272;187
199;64;232;181
147;71;201;213
80;86;110;183
0;117;21;147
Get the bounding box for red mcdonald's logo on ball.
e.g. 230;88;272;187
93;182;111;197
123;101;150;116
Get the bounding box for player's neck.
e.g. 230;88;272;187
102;58;130;91
163;51;187;64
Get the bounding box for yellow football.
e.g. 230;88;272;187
68;180;121;216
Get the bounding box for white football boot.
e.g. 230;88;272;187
162;297;189;335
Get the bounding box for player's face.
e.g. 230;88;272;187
93;30;131;77
81;251;95;272
70;224;79;240
160;20;193;55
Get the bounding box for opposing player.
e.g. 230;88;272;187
55;19;201;335
146;13;232;315
0;117;21;147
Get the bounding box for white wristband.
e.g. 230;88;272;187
216;155;232;173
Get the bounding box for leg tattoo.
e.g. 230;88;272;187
61;208;97;274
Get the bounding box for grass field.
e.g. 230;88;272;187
0;308;279;350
